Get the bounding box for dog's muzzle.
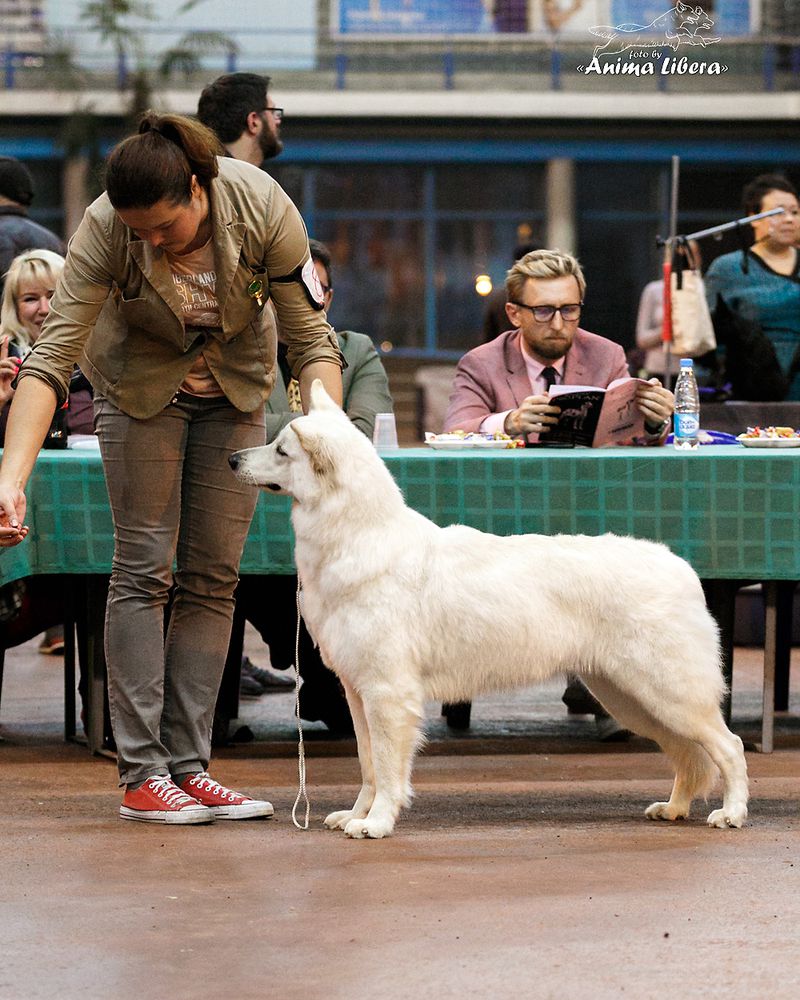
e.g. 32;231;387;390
229;451;282;492
228;450;256;485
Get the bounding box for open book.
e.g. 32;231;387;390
544;378;650;447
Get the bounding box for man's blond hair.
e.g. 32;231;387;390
506;249;586;303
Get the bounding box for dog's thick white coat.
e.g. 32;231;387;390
231;382;748;839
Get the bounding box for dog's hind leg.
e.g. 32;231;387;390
645;719;747;829
585;675;748;828
343;687;424;840
324;680;375;831
582;675;719;822
694;721;748;829
643;732;717;822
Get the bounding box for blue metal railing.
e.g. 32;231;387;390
1;30;800;92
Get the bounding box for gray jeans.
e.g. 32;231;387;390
94;392;266;786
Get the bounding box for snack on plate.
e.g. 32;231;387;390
424;431;524;449
740;426;800;439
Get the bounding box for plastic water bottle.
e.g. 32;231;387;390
673;358;700;450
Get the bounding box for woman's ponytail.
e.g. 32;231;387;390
106;111;223;209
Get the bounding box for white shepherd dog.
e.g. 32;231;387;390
230;381;748;839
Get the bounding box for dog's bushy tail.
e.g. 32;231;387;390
656;732;719;801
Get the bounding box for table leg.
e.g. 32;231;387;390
761;583;777;754
773;581;795;711
63;600;77;742
212;602;245;745
74;575;112;758
442;702;472;730
0;648;5;742
701;579;745;724
218;602;245;721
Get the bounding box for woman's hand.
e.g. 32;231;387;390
0;335;22;407
0;376;59;547
0;482;29;547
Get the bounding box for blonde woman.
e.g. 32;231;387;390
0;250;72;654
0;249;65;408
1;248;94;442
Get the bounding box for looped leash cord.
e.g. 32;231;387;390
291;579;310;830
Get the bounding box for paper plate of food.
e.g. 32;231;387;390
736;427;800;448
424;432;523;450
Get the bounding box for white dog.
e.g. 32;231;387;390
230;381;748;839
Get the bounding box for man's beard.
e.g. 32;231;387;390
534;335;571;361
259;130;284;161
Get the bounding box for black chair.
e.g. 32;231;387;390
0;576;65;716
0;575;113;751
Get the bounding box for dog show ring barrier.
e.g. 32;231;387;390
1;445;798;753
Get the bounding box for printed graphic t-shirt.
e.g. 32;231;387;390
165;238;224;397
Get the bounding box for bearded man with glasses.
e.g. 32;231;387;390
197;72;284;166
445;248;673;442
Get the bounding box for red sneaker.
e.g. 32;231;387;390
120;775;214;825
178;772;274;820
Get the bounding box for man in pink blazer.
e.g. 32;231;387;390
445;249;673;442
444;249;673;738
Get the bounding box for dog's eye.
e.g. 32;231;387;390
277;445;287;457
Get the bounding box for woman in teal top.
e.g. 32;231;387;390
705;174;800;400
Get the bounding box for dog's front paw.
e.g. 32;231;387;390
324;809;357;830
645;801;689;822
343;815;395;839
707;805;747;829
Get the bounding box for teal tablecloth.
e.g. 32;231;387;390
1;445;799;583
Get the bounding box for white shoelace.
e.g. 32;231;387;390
188;773;240;802
291;580;310;831
148;776;196;807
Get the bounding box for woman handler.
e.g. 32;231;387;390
0;113;343;825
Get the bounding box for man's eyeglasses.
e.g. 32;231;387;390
511;302;582;323
264;107;284;123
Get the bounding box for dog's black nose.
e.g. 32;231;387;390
228;453;240;471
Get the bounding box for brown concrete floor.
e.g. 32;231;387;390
1;632;799;1000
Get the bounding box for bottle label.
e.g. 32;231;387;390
674;412;699;437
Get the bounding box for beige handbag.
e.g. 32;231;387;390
670;269;717;357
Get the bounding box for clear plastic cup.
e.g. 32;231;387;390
372;413;399;450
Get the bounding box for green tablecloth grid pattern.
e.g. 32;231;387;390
29;456;113;573
23;454;298;578
241;498;294;573
1;446;799;584
391;448;800;580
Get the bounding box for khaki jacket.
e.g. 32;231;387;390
18;158;342;418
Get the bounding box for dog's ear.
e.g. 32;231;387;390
309;378;341;414
291;421;336;480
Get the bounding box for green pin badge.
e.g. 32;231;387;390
248;277;264;307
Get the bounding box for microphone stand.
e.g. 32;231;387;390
661;156;680;387
679;206;785;245
655;205;785;387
